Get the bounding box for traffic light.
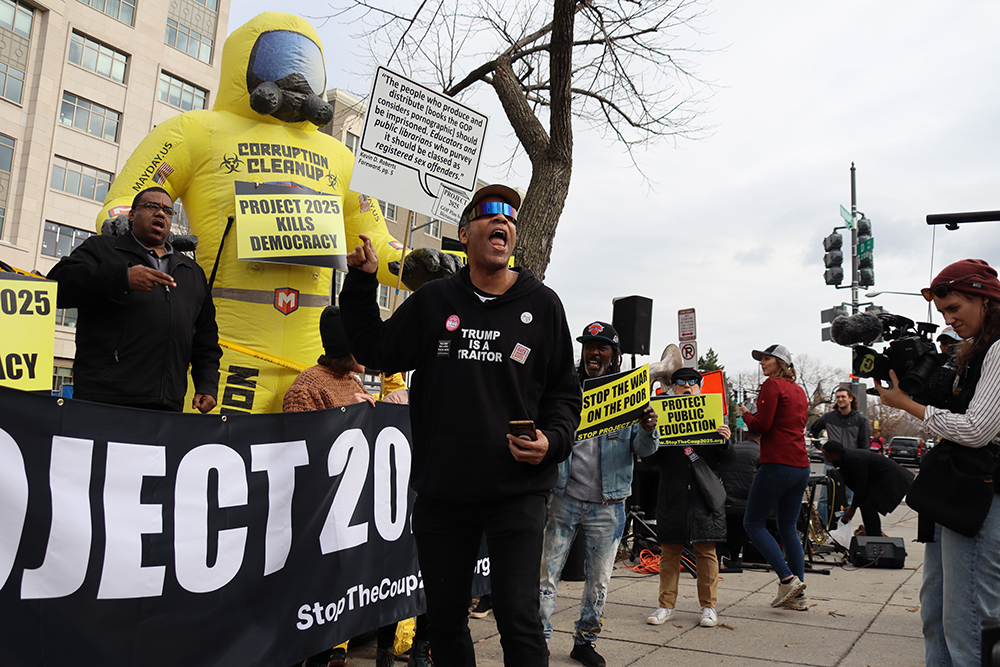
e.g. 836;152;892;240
823;231;844;285
857;217;874;287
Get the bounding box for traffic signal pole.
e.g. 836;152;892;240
849;163;861;405
850;163;859;317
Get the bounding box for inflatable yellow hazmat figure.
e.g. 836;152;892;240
98;13;455;413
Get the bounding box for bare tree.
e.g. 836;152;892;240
327;0;710;277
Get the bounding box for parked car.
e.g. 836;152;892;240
887;436;923;464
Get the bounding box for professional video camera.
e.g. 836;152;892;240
830;311;956;408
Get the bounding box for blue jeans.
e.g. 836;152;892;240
539;494;625;646
921;494;1000;667
743;463;809;581
413;493;549;667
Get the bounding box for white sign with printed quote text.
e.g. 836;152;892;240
350;67;488;225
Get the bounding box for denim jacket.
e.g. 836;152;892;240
554;423;659;502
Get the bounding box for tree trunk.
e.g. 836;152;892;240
489;0;576;280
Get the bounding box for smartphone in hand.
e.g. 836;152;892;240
509;420;537;441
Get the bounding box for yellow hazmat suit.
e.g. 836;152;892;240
98;13;407;414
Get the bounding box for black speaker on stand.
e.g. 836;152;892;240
613;296;653;365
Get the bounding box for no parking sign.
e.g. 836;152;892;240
680;341;698;368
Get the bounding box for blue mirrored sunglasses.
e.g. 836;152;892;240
472;201;516;222
675;378;702;387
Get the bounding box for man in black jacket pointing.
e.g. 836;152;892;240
48;186;221;412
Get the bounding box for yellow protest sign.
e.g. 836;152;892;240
577;365;649;441
235;181;346;268
0;273;56;391
652;392;726;446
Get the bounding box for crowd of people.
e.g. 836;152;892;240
46;182;1000;667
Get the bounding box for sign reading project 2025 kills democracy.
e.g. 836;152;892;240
235;181;346;269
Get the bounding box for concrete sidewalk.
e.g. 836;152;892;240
466;501;925;667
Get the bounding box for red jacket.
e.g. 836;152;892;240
744;377;809;467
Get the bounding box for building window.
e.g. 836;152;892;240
383;201;397;221
77;0;134;26
378;284;391;309
0;0;32;38
165;18;213;64
53;365;73;394
50;157;113;202
158;72;208;111
55;308;78;328
41;222;93;258
59;93;120;142
0;61;24;104
193;0;218;11
68;33;127;83
425;218;441;239
0;133;11;235
344;132;359;154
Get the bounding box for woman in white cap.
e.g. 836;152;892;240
739;345;810;610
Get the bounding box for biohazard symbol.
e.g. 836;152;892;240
587;323;604;336
220;153;243;174
326;171;338;188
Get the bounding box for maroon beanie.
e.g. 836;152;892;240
929;259;1000;301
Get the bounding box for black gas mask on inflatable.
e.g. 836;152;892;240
247;30;333;127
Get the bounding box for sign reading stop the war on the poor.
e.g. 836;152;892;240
351;67;488;225
0;273;55;391
234;182;346;269
652;392;726;446
577;365;650;441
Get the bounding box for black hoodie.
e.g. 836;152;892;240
340;266;582;501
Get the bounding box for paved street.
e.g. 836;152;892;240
345;495;924;666
468;499;924;667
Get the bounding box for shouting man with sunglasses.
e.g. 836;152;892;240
340;184;581;667
48;186;221;413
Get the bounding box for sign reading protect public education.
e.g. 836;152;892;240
234;181;346;268
577;365;649;441
652;392;726;446
0;273;55;391
351;67;488;225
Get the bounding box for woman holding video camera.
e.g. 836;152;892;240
875;258;1000;667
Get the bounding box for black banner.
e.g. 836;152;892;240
0;386;487;667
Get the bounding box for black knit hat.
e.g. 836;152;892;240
320;306;351;357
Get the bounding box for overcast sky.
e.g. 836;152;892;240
228;1;1000;383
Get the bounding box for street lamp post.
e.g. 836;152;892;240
864;291;933;321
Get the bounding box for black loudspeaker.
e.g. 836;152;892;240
613;295;653;355
849;536;906;568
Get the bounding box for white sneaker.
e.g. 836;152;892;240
771;576;807;608
647;607;674;625
783;595;809;611
699;607;718;627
